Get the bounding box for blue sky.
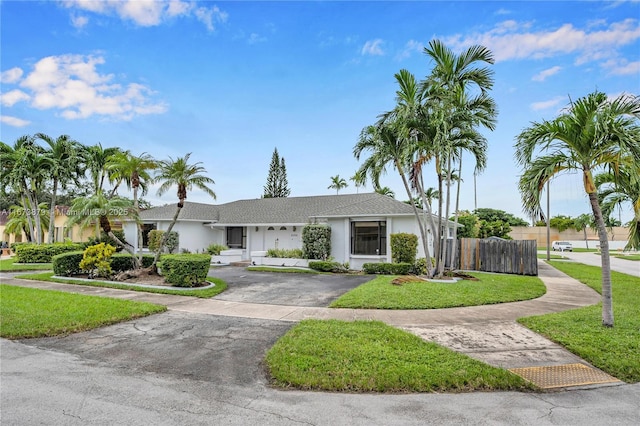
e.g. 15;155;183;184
1;0;639;223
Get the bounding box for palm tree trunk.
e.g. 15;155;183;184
589;191;614;327
20;193;35;243
151;204;182;268
48;178;58;243
451;154;463;269
439;153;453;275
396;161;434;277
435;158;444;274
583;228;589;250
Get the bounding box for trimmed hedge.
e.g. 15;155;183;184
362;262;413;275
308;260;345;273
87;230;128;252
53;251;156;277
158;254;211;287
15;243;85;263
390;233;418;264
52;251;84;276
266;248;305;259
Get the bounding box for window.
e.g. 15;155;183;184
226;226;246;249
141;224;156;248
351;221;386;255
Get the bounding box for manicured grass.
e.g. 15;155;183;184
266;319;534;393
519;261;640;383
0;284;166;339
537;253;565;259
612;254;640;261
0;257;52;271
246;266;321;274
16;272;227;298
330;272;546;309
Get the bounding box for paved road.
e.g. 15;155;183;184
2;264;639;425
549;251;640;277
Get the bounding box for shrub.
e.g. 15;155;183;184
52;251;84;276
110;253;155;272
390;233;418;264
148;230;179;253
79;243;116;278
266;248;305;258
308;260;346;273
87;230;128;252
206;243;228;255
15;242;85;263
158;254;211;287
412;258;432;275
362;262;413;275
302;225;331;260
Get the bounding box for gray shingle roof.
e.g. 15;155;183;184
139;193;417;224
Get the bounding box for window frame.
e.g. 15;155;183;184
350;220;387;255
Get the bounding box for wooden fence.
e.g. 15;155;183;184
455;238;538;276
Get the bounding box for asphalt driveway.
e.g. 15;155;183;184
207;266;372;306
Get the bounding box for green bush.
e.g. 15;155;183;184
79;243;116;278
302;225;331;260
390;233;418;264
148;230;179;253
87;230;128;252
10;242;30;252
158;254;211;287
363;262;413;275
412;258;430;275
308;260;346;273
206;243;228;255
266;248;305;258
52;251;84;276
110;253;155;272
15;242;85;263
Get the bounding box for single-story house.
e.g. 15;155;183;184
123;192;458;269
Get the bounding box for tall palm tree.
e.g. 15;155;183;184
82;143;122;195
35;133;83;243
107;151;157;258
154;153;216;267
4;202;50;242
515;91;640;327
350;173;365;193
573;213;593;250
374;186;395;198
328;175;348;194
596;160;640;250
67;193;139;264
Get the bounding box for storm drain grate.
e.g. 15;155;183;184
509;363;621;389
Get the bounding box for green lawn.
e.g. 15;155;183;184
0;284;166;339
612;254;640;261
16;272;227;298
519;261;640;383
537;253;565;260
266;319;534;393
0;257;52;271
330;272;546;309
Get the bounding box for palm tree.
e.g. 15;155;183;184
67;193;139;264
596;160;640;250
154;153;216;267
82;143;122;195
35;133;83;243
350;173;365;193
328;175;348;194
4;202;50;242
107;151;157;258
374;186;395;198
573;213;593;250
515;91;640;327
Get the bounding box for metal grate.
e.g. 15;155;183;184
509;363;621;389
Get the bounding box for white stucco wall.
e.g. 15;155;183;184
124;221;220;254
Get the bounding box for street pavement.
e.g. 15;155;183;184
1;261;639;425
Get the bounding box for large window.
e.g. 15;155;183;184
226;226;246;249
351;221;386;255
141;223;156;248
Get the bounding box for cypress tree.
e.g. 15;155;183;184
263;148;290;198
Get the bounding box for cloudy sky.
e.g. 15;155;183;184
1;1;638;223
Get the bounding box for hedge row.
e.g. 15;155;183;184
53;252;155;277
362;262;414;275
15;243;85;263
158;254;211;287
308;260;347;273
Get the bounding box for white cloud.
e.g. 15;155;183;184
5;54;167;120
0;115;31;127
1;67;24;83
531;96;565;111
443;19;640;65
602;58;640;75
247;33;267;44
58;0;227;31
396;39;423;60
495;8;511;16
361;39;384;56
532;66;562;82
0;89;31;107
70;13;89;29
